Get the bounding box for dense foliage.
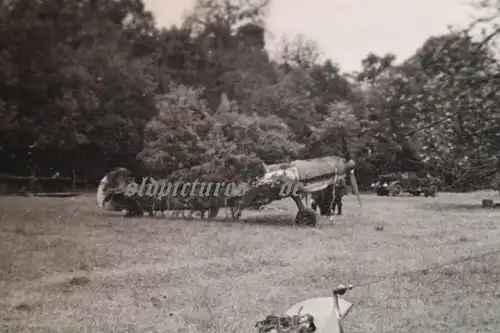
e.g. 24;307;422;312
1;0;499;190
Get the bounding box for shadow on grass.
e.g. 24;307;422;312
93;211;125;217
423;202;500;212
93;209;303;227
239;215;299;227
194;213;300;227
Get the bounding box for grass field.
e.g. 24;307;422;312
1;191;500;333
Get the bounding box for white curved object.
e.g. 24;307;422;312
96;175;107;209
96;175;118;210
284;297;352;333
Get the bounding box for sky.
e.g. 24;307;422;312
143;0;477;72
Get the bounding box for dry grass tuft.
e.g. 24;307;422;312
13;303;32;311
68;276;90;286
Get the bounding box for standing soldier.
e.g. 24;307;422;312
311;186;333;216
331;177;346;216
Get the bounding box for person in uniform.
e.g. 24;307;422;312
311;180;342;216
331;177;346;216
311;186;333;216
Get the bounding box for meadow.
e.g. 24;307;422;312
1;191;500;333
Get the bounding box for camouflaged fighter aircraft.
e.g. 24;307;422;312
226;154;362;226
96;152;362;225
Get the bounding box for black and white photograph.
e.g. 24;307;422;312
1;0;500;332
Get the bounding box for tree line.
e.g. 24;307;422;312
1;0;499;191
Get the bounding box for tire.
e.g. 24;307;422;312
295;208;317;226
426;185;438;197
389;184;402;197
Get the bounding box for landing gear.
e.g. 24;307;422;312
292;194;317;226
295;208;317;226
229;206;243;220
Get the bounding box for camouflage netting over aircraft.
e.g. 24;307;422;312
167;154;267;184
287;156;354;181
96;154;268;216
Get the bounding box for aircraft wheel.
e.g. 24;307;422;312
295;208;317;227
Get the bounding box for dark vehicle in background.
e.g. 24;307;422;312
492;171;500;195
371;171;440;197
